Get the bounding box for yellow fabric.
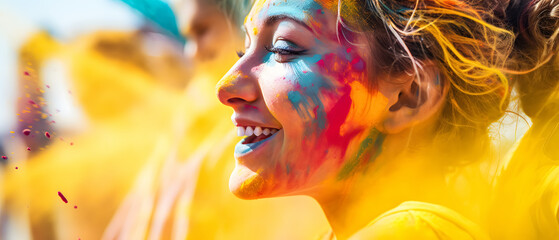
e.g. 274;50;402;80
350;201;490;240
3;31;184;239
489;101;559;239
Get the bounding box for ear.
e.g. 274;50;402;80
380;61;448;134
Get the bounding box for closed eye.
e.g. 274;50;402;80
265;45;306;56
265;40;307;63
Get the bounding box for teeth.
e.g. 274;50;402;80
237;126;280;137
237;127;245;137
254;127;262;136
245;126;254;136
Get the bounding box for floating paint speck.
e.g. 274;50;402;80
46;85;50;88
58;191;68;203
74;205;77;209
15;167;18;170
45;132;51;139
70;142;74;146
26;147;31;151
24;71;29;76
22;129;31;136
1;156;7;160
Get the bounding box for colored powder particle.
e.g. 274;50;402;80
24;71;29;76
58;191;68;203
26;147;31;151
70;142;74;146
74;205;77;209
45;132;51;139
22;129;31;136
46;85;50;88
1;156;7;160
15;167;18;170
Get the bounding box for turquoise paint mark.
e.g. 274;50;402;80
337;129;385;180
283;54;333;134
261;0;323;23
288;91;303;103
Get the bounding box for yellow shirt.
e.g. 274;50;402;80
351;201;490;240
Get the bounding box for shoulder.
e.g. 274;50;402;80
349;201;489;240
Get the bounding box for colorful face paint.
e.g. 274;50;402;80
217;0;390;199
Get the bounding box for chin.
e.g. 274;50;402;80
229;165;269;200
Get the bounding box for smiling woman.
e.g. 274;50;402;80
217;0;513;239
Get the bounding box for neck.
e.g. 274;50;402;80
311;128;490;239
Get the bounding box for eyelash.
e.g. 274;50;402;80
235;46;307;60
265;45;307;56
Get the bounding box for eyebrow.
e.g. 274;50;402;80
264;14;314;33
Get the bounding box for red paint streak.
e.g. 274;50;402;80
58;191;68;203
28;100;37;105
244;105;258;110
1;156;7;160
45;132;51;139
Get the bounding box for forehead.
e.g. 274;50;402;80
245;0;337;31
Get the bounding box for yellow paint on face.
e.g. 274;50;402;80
340;81;389;136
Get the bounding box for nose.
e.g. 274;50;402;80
216;69;259;109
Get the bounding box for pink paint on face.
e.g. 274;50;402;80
217;0;389;199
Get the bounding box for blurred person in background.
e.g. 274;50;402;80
2;1;191;238
3;0;329;239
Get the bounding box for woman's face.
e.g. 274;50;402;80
217;0;389;199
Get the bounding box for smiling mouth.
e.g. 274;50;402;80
238;126;281;144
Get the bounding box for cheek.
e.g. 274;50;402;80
284;50;371;166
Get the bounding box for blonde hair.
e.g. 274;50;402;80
337;0;515;135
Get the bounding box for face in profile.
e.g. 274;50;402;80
217;0;392;199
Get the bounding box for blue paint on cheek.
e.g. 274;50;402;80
292;58;329;131
288;91;303;103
